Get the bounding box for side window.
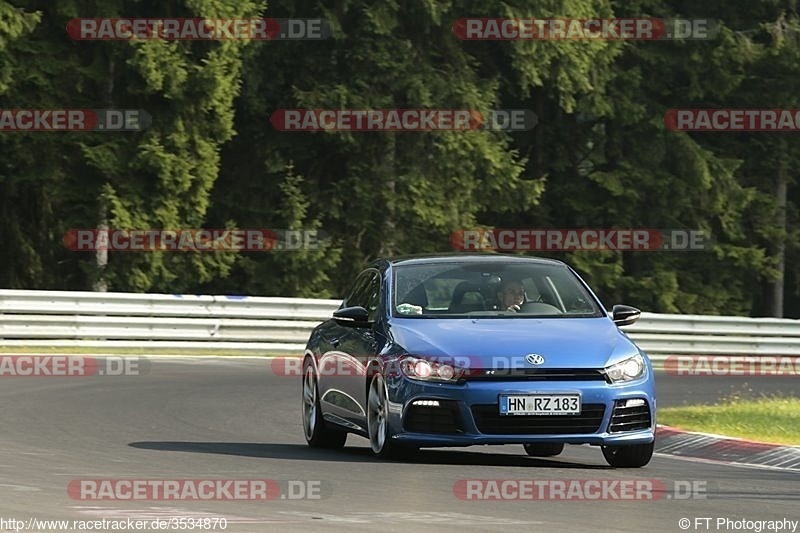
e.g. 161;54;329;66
363;274;381;321
344;271;372;308
344;269;381;319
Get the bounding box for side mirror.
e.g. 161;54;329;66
333;306;371;327
611;305;641;327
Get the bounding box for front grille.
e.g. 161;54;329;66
463;368;608;382
404;400;464;434
608;400;651;433
471;403;606;435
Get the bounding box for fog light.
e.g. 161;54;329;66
412;400;440;407
624;398;646;408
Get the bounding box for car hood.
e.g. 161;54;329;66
389;317;639;369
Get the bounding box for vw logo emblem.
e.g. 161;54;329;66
525;354;545;366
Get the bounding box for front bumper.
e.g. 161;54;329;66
385;373;656;447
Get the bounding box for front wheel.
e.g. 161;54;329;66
367;373;414;459
302;361;347;449
601;441;654;468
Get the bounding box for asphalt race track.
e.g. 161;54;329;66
0;357;797;532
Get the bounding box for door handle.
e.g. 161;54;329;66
330;337;341;348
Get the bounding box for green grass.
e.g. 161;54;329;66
659;395;800;446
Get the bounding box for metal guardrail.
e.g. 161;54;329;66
0;289;340;353
2;289;800;359
623;313;800;356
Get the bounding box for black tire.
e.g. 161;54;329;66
601;441;654;468
302;360;347;449
523;443;565;457
367;373;412;459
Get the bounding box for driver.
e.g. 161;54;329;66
497;279;526;312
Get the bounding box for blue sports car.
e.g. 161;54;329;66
302;255;656;467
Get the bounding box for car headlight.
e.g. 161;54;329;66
605;354;645;383
399;356;465;382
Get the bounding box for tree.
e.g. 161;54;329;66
1;0;265;292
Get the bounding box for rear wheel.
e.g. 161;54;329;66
601;441;654;468
302;361;347;449
523;443;565;457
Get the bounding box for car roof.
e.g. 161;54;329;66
378;254;567;267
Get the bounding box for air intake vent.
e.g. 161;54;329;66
609;399;652;433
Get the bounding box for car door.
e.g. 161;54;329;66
318;269;383;430
343;269;385;427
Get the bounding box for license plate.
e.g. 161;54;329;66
499;394;581;415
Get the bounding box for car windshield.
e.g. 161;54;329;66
393;261;604;318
